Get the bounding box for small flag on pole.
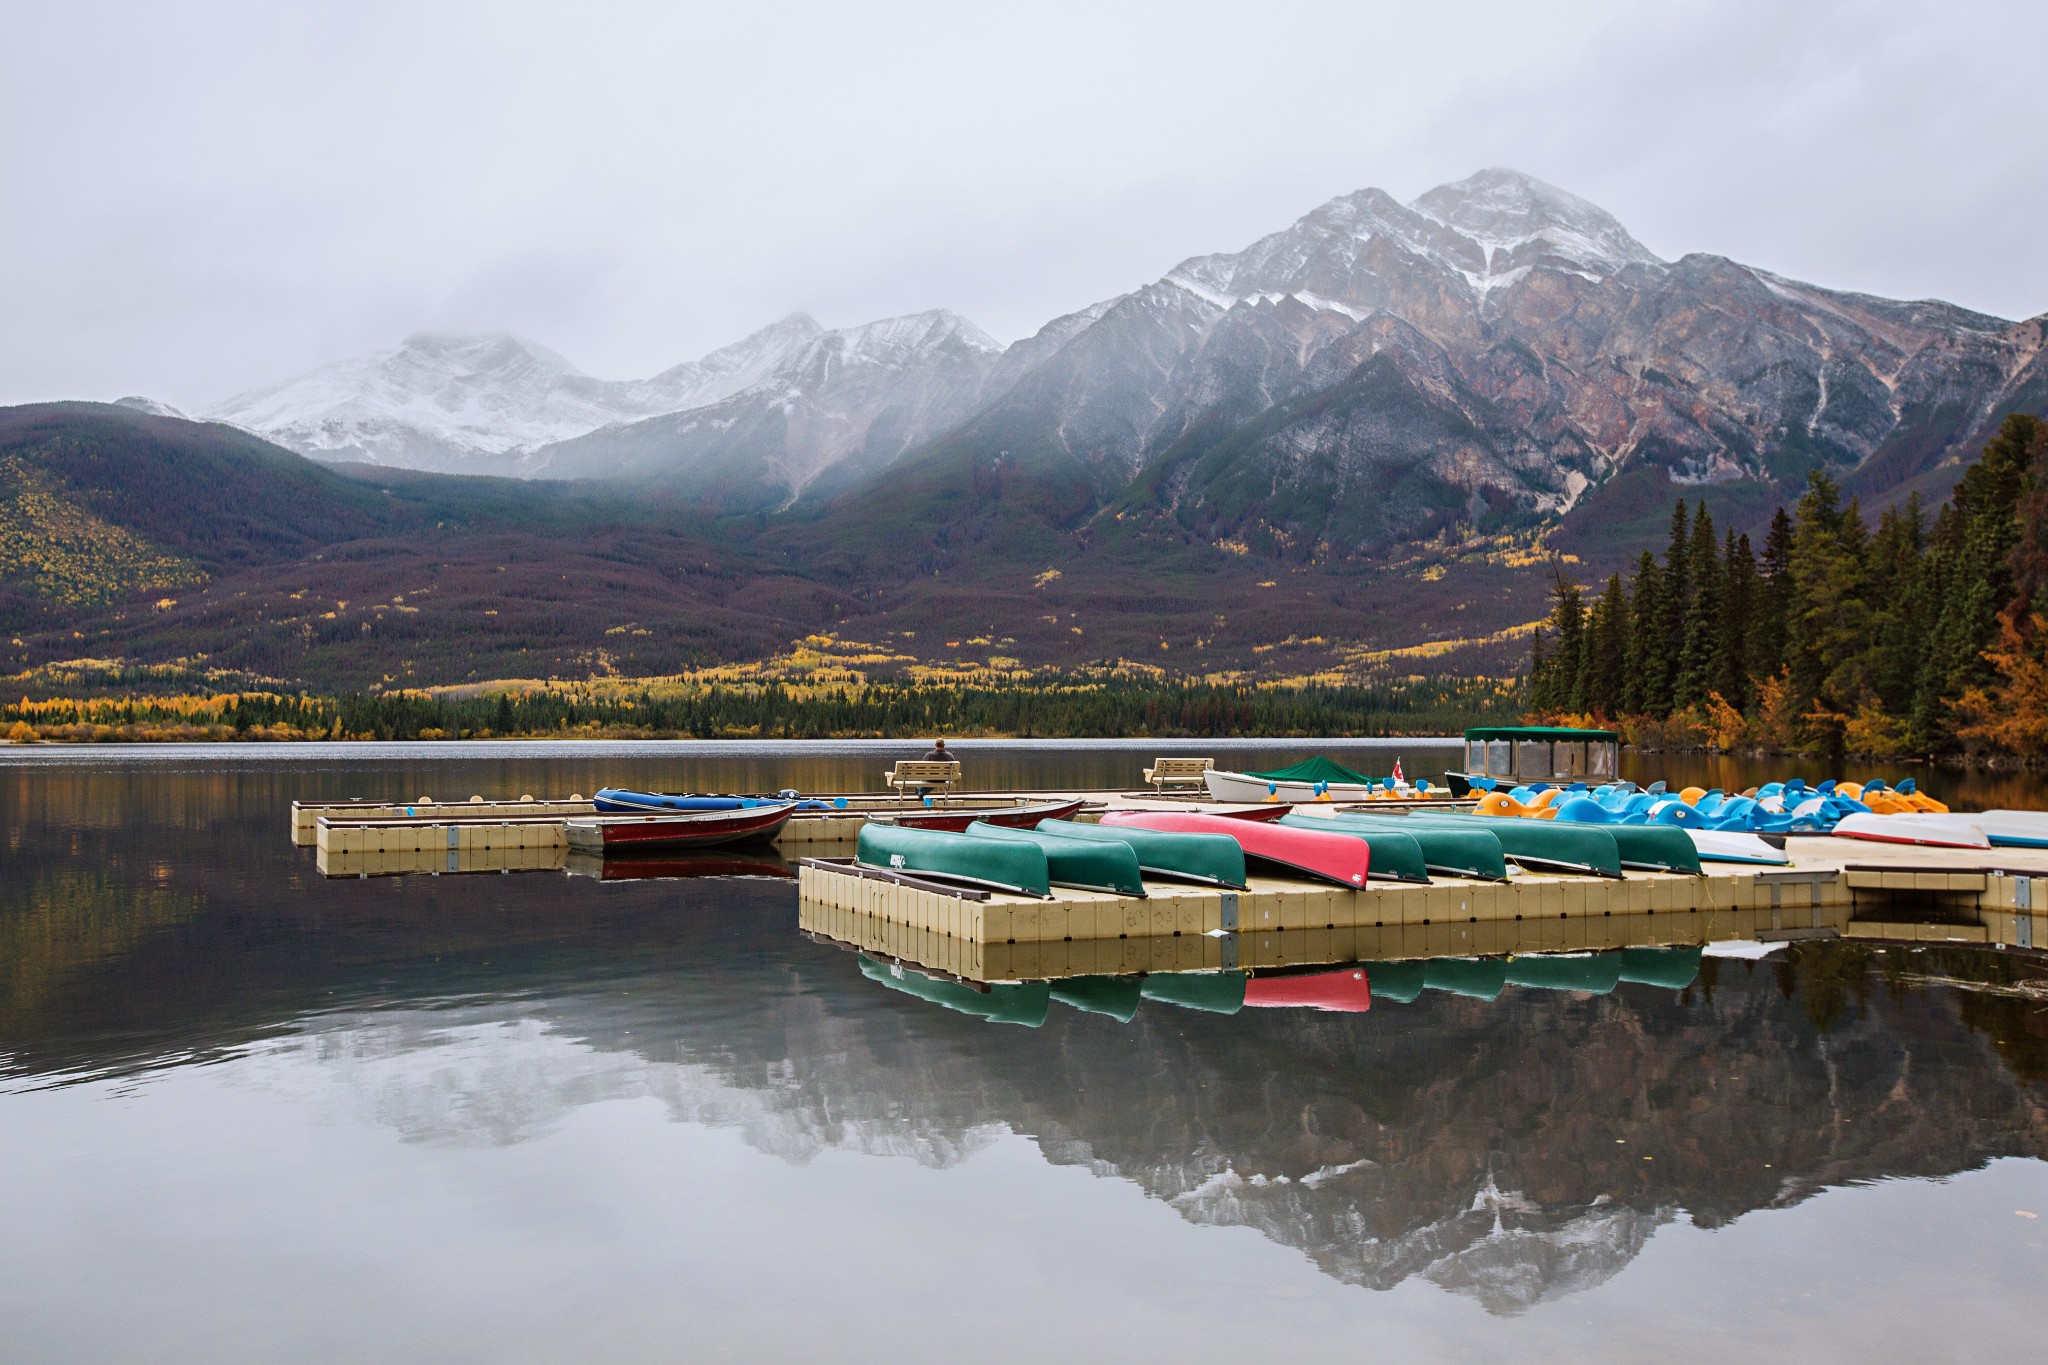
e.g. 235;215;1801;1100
1392;757;1405;785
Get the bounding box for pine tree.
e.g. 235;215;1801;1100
1675;502;1722;709
1626;550;1669;716
1748;506;1795;687
1864;495;1927;717
1582;574;1630;717
1529;569;1586;714
1715;530;1757;711
1912;413;2035;748
1786;471;1871;756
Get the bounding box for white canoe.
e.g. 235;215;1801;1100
1833;812;1990;849
1687;830;1789;865
1978;810;2048;848
1203;769;1383;804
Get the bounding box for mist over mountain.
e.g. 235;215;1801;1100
203;168;2048;552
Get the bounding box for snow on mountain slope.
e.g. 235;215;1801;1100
204;311;997;482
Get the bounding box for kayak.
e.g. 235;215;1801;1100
1406;814;1624;878
1049;975;1143;1021
855;824;1052;896
1035;819;1248;888
879;798;1086;831
966;822;1147;896
858;956;1050;1026
1977;810;2048;848
1138;971;1246;1014
1291;811;1509;882
1243;967;1372;1012
562;802;796;852
1276;813;1431;883
1100;811;1371;887
1832;812;1991;849
1688;830;1790;865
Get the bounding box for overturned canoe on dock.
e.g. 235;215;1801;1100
1289;811;1508;882
1403;814;1624;878
1035;818;1248;888
1276;813;1430;883
855;824;1052;896
563;802;795;852
1100;810;1371;887
874;798;1086;832
966;822;1147;896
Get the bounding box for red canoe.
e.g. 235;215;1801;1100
877;798;1086;832
1244;968;1372;1012
563;802;795;852
1200;805;1290;823
1100;810;1371;887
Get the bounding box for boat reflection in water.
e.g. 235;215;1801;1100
564;850;797;882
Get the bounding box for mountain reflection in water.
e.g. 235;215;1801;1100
4;749;2048;1349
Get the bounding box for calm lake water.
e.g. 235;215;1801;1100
5;740;2047;1363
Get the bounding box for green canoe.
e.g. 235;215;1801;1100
858;955;1051;1026
1422;956;1510;1000
1138;971;1247;1014
1412;814;1624;878
1361;960;1427;1003
967;822;1146;896
1504;952;1624;994
1050;975;1144;1021
1276;814;1431;883
1295;812;1509;881
1547;820;1702;874
1618;945;1703;990
1036;819;1248;889
857;824;1050;896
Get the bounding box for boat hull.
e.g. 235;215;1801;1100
966;822;1147;896
1204;769;1378;804
563;803;795;852
1100;810;1371;887
1035;819;1248;888
1276;813;1430;882
854;824;1053;896
1833;813;1991;848
1293;811;1509;882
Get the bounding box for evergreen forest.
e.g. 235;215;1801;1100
1527;413;2048;760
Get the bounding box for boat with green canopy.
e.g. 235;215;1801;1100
1202;755;1388;803
1446;725;1621;795
1035;818;1248;888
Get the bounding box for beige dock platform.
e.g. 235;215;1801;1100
797;834;2048;983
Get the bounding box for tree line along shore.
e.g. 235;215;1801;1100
1527;413;2047;763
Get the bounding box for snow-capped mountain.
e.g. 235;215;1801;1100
204;168;2048;543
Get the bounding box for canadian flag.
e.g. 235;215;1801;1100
1392;757;1405;785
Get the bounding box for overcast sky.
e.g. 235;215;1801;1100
2;0;2042;408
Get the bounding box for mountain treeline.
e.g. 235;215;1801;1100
1527;413;2048;759
5;675;1520;743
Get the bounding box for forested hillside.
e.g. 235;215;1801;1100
1527;413;2048;758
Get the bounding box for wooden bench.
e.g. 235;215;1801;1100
884;760;961;798
1143;756;1215;791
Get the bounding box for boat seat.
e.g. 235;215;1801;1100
884;760;961;799
1143;756;1214;791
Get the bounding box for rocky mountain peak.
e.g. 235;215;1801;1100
1410;167;1662;279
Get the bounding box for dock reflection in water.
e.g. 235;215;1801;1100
5;748;2048;1361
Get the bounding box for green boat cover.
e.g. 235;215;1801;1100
1423;957;1510;1000
857;824;1050;896
1049;975;1143;1021
1505;953;1624;994
1618;945;1703;990
1361;960;1427;1003
859;956;1050;1026
967;822;1146;895
1306;813;1509;881
1413;814;1623;878
1139;971;1247;1014
1246;756;1378;785
1277;814;1431;882
1549;820;1701;874
1036;819;1247;888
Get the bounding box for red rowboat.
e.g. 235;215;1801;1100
1244;967;1372;1012
563;802;795;852
875;798;1086;832
1100;810;1371;887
